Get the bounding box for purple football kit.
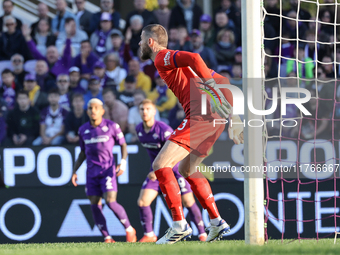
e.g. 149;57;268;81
78;118;125;196
135;121;192;195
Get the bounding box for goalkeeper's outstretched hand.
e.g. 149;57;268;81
228;115;244;145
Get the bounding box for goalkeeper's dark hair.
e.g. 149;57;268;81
142;24;168;48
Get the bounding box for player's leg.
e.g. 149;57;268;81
181;192;207;241
100;170;137;242
86;176;114;243
137;186;158;242
152;140;192;244
179;154;230;242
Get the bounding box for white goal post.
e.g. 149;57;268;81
241;0;265;245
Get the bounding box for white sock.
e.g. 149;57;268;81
172;219;188;231
104;236;112;240
211;216;222;226
145;231;155;237
126;226;133;232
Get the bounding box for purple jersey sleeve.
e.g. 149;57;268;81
112;122;126;145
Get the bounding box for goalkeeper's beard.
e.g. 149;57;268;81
140;44;153;61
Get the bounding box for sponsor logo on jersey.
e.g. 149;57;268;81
141;142;161;149
153;133;159;140
164;51;171;66
84;129;90;134
84;135;109;144
102;126;109;132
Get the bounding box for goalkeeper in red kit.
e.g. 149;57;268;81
139;24;244;244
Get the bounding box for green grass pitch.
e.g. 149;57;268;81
0;239;339;255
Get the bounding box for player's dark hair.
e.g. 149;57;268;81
72;93;84;102
102;87;115;96
142;24;168;48
48;88;60;95
3;0;13;6
81;39;91;45
139;99;155;108
1;68;13;76
17;90;29;98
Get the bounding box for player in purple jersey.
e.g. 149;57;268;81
72;98;137;243
136;99;207;242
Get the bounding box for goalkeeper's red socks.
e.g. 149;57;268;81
185;172;220;219
154;167;184;221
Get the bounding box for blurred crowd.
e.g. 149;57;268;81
0;0;338;147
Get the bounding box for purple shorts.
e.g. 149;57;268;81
142;166;192;195
86;167;117;197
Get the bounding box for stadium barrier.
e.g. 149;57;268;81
0;141;339;243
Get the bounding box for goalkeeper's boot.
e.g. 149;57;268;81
156;224;192;244
205;219;230;242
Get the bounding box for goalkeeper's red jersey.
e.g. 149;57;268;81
154;49;233;118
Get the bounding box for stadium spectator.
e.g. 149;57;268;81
89;0;120;34
117;75;137;108
23;73;49;111
320;9;334;36
30;3;52;37
69;66;87;94
52;0;78;36
127;89;161;143
214;11;236;43
24;27;73;77
285;0;311;21
282;10;307;40
167;27;179;50
0;69;16;110
90;13;117;58
56;17;88;56
168;100;185;130
29;20;57;57
93;60;109;87
286;46;315;79
33;88;68;146
11;54;28;92
75;0;93;36
199;14;215;47
234;46;242;64
5;90;40;146
321;56;335;78
215;0;241;31
172;25;192;51
274;32;294;67
189;29;218;71
56;74;72;111
64;93;89;144
148;72;177;120
0;16;31;61
83;75;104;109
265;0;280;36
230;63;242;88
124;0;158;34
119;58;151;94
102;87;128;132
0;0;22;34
72;40;99;78
169;0;203;33
110;29;133;69
0;99;7;146
153;0;171;30
219;69;232;80
35;60;56;93
104;52;127;91
213;28;237;69
303;30;326;62
128;15;144;56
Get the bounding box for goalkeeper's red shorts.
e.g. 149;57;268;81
168;115;225;157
